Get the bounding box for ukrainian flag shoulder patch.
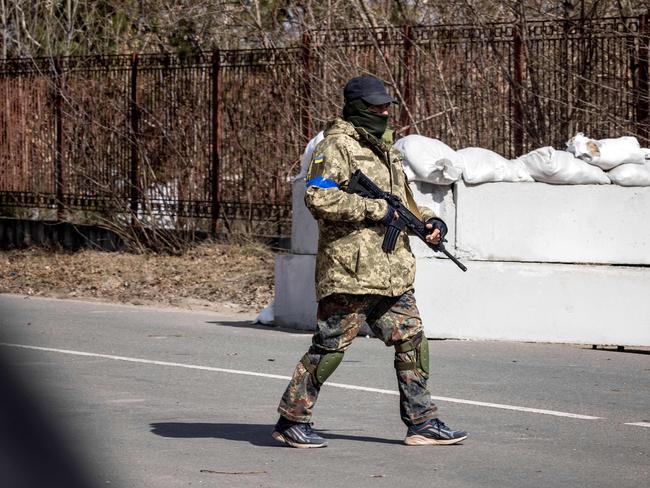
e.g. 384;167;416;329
313;154;324;164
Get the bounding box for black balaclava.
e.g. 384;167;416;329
342;98;389;139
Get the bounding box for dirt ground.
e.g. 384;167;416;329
0;242;276;315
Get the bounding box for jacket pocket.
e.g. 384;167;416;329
354;229;390;289
322;235;360;278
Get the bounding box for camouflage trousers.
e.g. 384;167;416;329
277;290;438;426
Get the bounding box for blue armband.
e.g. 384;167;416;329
306;176;339;189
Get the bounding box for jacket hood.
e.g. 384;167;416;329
323;118;360;140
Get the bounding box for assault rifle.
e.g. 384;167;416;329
347;169;467;272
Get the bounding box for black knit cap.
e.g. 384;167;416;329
343;75;397;105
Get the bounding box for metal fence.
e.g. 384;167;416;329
1;16;648;239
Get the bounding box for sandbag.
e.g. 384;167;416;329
457;147;533;183
253;301;275;325
516;146;610;184
607;162;650;186
294;131;324;180
394;134;462;185
566;133;644;170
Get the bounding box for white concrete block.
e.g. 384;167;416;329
274;252;650;346
415;258;650;346
455;181;650;265
290;177;319;255
274;254;317;330
409;181;456;221
409;181;456;258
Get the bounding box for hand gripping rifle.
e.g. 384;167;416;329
347;169;467;272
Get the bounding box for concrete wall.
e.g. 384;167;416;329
409;181;456;258
274;253;317;330
414;258;650;345
290;177;319;255
274;253;650;346
455;181;650;265
276;180;650;345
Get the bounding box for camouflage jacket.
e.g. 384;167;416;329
305;118;437;300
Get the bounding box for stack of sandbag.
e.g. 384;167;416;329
457;147;533;183
566;133;650;186
394;134;463;185
514;146;611;184
301;130;650;187
395;135;534;184
566;133;645;168
607;161;650;186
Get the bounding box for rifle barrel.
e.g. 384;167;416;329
441;248;468;272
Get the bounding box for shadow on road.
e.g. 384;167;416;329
585;346;650;355
149;422;402;446
205;320;256;328
205;320;313;335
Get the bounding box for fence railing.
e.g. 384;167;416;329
1;16;648;240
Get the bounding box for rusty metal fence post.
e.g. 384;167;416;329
512;24;525;156
53;58;65;221
637;14;649;143
400;24;414;135
301;30;313;142
210;50;222;236
129;53;140;221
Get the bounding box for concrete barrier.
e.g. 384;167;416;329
274;253;650;346
414;257;650;345
274;253;317;330
455;181;650;265
275;180;650;346
290;178;319;255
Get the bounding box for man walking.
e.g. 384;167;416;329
272;75;468;448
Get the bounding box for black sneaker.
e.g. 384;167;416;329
404;418;468;446
271;417;328;448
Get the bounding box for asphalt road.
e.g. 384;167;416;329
0;294;648;488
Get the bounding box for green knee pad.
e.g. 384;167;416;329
418;335;429;377
301;351;344;387
394;332;429;377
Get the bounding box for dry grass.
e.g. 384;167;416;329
0;241;276;314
